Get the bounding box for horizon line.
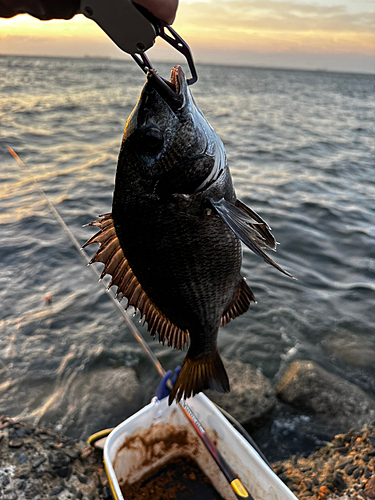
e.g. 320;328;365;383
1;52;374;77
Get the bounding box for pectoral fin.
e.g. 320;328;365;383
208;198;295;279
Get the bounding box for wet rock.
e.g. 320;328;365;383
345;463;357;475
333;471;346;491
0;415;112;500
323;330;375;368
17;479;27;490
8;438;23;448
337;456;352;469
5;492;18;500
31;455;46;469
276;360;375;428
38;367;141;439
301;492;314;498
39;433;51;441
365;467;372;479
353;466;364;479
365;476;375;498
24;482;43;499
205;359;276;427
48;450;71;469
56;465;72;479
273;421;375;500
102;486;112;499
303;479;313;491
63;447;81;460
50;485;64;496
18;453;28;465
16;463;31;480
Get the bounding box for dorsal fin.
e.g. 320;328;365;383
83;214;189;350
220;278;256;327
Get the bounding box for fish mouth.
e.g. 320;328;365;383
147;65;185;110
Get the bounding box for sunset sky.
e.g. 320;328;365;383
0;0;374;73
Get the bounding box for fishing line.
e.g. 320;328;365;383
8;146;253;500
7;146;165;378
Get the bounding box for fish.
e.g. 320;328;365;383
84;65;292;404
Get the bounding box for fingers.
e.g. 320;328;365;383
134;0;178;24
1;0;178;24
0;0;80;20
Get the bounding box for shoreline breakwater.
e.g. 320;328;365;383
1;357;375;499
1;413;375;500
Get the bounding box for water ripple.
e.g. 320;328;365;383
1;56;374;453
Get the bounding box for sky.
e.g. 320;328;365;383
0;0;374;73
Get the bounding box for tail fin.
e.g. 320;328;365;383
168;349;229;405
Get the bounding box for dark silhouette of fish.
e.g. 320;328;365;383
84;66;292;404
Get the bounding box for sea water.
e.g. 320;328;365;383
0;55;374;459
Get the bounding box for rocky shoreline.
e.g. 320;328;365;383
1;413;375;500
273;422;375;500
1;357;375;499
0;415;110;500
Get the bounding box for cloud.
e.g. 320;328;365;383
0;2;374;73
178;0;375;32
174;0;375;54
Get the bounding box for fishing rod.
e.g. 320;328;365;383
8;146;252;500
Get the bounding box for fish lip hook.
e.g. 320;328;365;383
132;23;198;86
158;22;198;86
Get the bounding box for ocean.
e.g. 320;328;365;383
0;55;374;460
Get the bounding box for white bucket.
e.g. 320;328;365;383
104;393;297;500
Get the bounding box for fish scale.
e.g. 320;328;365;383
116;200;240;335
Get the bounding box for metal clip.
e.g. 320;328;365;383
131;52;154;73
81;0;198;85
158;22;198;85
131;21;198;85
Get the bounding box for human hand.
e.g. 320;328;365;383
0;0;178;24
0;0;80;20
135;0;178;25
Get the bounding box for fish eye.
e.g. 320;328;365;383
142;127;164;154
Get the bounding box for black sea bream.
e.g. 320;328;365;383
84;66;292;403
